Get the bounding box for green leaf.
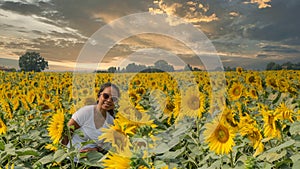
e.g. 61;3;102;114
5;143;16;156
159;147;185;159
171;123;191;137
292;160;300;169
16;148;39;156
34;154;53;166
86;151;104;163
53;149;68;163
290;153;300;163
151;143;170;154
266;140;295;153
0;140;5;150
167;136;180;149
258;150;287;163
290;121;300;135
154;160;167;168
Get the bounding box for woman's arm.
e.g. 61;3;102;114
61;118;80;145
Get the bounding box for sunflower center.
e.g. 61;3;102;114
216;125;229;143
269;79;277;88
249;131;259;140
248;76;255;83
188;95;200;110
251;90;257;97
166;102;175;111
232;87;241;96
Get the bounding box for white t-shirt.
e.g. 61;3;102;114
67;105;114;150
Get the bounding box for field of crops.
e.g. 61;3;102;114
0;69;300;169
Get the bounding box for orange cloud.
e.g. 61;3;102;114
245;0;272;9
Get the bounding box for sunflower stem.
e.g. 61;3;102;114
66;126;75;169
230;151;234;167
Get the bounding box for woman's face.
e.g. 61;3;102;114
98;86;119;111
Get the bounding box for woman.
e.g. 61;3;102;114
62;82;120;153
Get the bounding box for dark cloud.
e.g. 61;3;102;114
241;0;300;42
256;54;276;58
0;1;43;15
51;0;150;36
261;45;299;53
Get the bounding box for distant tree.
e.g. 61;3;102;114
183;64;192;71
281;61;293;70
107;66;117;73
193;67;202;71
19;52;48;72
266;62;275;70
125;63;139;72
266;62;281;70
154;60;174;72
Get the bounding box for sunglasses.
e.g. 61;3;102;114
101;93;119;102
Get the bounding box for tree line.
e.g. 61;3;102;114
266;61;300;70
12;51;300;72
97;60;202;73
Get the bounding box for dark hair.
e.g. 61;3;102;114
97;82;120;98
97;82;120;117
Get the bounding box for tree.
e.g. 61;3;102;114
107;66;117;73
19;52;48;72
154;60;174;72
183;64;192;71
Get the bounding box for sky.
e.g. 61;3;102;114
0;0;299;71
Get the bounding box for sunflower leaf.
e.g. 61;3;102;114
290;153;300;163
16;148;39;156
292;160;300;169
290;121;300;135
151;143;170;154
258;149;287;163
266;140;295;153
5;143;16;156
33;154;53;166
53;149;67;162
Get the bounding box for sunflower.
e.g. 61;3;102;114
26;90;36;104
247;88;258;100
253;142;264;157
20;97;30;111
11;96;20;111
172;92;181;116
99;118;135;153
45;143;58;151
118;96;156;130
0;118;7;135
236;67;243;74
180;87;206;119
47;109;65;144
261;109;281;139
204;119;235;155
277;77;289;92
102;152;131;169
265;76;278;90
228;82;244;101
220;106;239;130
239;115;264;156
275;102;294;123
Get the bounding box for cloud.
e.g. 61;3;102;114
149;0;219;25
261;45;299;53
244;0;272;9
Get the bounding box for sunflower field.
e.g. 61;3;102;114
0;69;300;169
